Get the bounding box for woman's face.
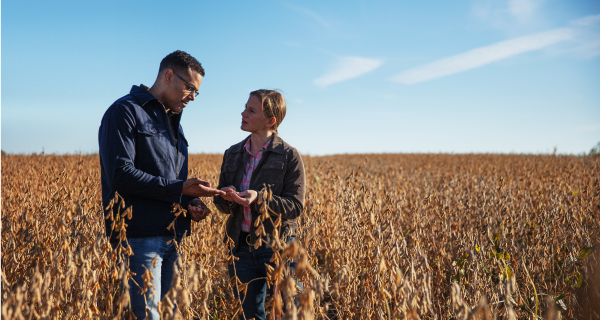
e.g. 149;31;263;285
241;95;274;133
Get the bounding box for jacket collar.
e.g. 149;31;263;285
232;132;285;154
131;84;184;123
130;84;158;107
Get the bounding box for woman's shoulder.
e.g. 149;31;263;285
271;135;301;158
223;135;251;155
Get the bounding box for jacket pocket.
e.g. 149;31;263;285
223;159;238;173
136;124;169;162
221;158;238;187
263;161;284;170
256;160;285;187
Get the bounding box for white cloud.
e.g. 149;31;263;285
390;28;573;85
470;0;497;21
509;0;544;21
567;14;600;58
571;14;600;27
314;56;383;87
470;0;545;29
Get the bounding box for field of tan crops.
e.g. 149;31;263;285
2;153;599;319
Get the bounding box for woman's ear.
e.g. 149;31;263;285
267;117;277;128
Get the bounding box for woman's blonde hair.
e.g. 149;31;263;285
250;89;286;133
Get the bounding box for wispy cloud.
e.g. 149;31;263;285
549;14;600;58
314;56;383;87
286;4;332;29
508;0;545;22
470;0;545;29
572;14;600;27
390;27;573;84
391;14;600;85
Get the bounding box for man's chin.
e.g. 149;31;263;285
169;106;183;114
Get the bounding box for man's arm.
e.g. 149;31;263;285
99;103;223;202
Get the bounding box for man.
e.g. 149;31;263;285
98;50;225;319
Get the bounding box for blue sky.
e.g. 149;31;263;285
2;0;599;155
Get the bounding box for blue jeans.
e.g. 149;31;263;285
228;237;302;320
114;236;181;320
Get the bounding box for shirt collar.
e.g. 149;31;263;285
244;138;271;156
130;84;158;106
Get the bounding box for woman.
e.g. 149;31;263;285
213;89;306;319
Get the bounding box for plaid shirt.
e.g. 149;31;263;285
241;138;271;232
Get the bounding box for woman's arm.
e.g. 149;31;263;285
259;148;306;220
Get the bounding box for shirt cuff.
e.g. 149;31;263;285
165;179;184;203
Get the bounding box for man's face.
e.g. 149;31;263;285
164;68;203;114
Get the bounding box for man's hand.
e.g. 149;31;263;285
188;198;210;221
220;186;237;202
183;178;226;197
230;190;258;207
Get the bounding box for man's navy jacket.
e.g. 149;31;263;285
99;85;193;241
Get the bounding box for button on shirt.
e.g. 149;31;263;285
241;138;271;232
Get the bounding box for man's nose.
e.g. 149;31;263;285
188;92;195;101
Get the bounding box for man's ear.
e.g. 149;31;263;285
163;69;174;84
267;117;277;128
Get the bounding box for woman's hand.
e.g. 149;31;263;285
220;186;237;202
231;190;258;207
188;198;210;221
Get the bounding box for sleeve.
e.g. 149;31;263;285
260;148;306;220
99;103;183;203
213;150;240;214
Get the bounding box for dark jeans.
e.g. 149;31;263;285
228;236;302;320
112;236;181;320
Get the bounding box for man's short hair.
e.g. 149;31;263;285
159;50;205;77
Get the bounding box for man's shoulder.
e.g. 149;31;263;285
107;85;155;113
110;93;140;111
103;92;148;122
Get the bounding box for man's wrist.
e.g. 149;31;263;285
169;179;185;196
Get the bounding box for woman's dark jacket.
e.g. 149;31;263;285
213;133;306;248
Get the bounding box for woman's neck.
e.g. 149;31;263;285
250;130;273;155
